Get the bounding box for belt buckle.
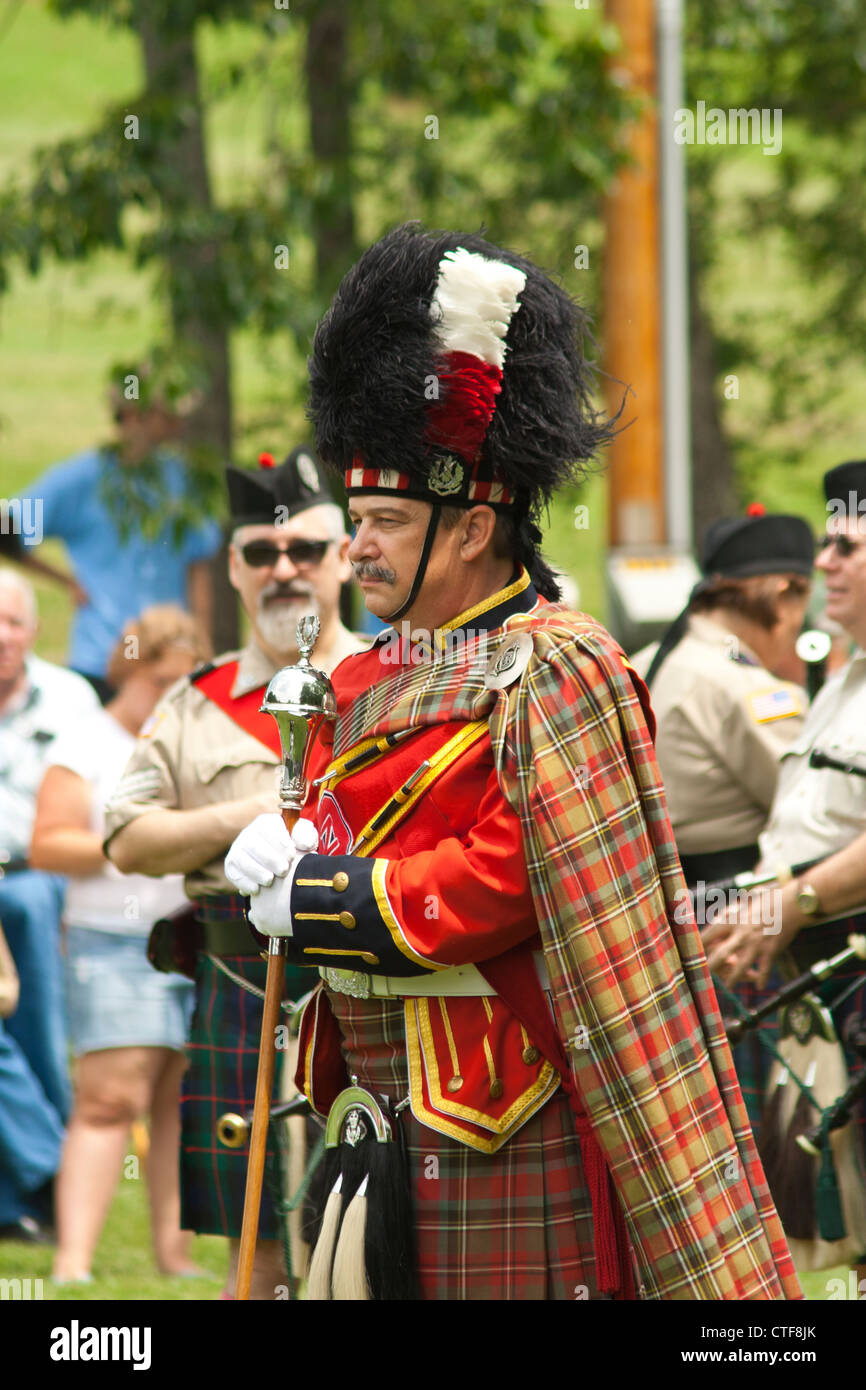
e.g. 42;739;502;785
323;966;372;1000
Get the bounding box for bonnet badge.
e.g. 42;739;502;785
428;456;464;496
296;452;320;492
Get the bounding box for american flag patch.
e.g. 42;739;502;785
747;688;800;723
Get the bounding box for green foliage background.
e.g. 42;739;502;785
1;0;865;1301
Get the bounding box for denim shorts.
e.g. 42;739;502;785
64;927;195;1057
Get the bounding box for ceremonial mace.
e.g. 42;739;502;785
235;615;336;1301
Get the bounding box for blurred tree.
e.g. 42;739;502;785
685;0;866;528
0;0;634;644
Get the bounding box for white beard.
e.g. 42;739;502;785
256;594;321;654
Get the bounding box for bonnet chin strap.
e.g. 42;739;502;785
382;504;442;625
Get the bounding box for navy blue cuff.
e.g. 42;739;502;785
289;853;439;977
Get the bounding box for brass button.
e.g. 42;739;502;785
446;1075;463;1093
332;872;349;892
338;911;356;930
489;1078;504;1100
522;1046;540;1066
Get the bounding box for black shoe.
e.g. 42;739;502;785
0;1215;55;1245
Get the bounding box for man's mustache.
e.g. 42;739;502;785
260;583;314;603
352;562;396;584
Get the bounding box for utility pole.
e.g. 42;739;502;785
602;0;697;649
603;0;664;550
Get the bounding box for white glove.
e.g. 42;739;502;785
225;814;319;897
247;866;302;938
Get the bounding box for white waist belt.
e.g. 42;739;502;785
321;952;549;1001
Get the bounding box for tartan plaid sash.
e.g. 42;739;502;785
334;604;801;1300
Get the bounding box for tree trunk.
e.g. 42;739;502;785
137;16;237;652
304;1;357;627
688;251;736;546
304;0;357;297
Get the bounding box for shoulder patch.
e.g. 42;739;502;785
747;687;802;724
138;709;167;740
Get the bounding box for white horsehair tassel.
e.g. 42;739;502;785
305;1172;342;1301
331;1174;370;1302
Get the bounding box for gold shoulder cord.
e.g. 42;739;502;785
347;720;489;858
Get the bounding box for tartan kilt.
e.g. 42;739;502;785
323;988;614;1301
180;950;311;1239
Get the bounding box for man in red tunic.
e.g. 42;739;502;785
225;225;800;1300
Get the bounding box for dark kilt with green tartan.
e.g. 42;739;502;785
719;974;782;1132
323;988;609;1301
180;904;312;1239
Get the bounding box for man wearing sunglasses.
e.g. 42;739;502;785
104;446;363;1298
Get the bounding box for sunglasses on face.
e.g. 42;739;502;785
820;532;864;558
240;539;333;569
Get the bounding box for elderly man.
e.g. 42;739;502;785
0;569;99;1241
225;225;799;1301
104;447;363;1298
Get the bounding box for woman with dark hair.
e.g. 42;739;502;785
642;513;814;890
639;511;814;1127
31;605;209;1283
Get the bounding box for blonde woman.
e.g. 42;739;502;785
31;605;209;1282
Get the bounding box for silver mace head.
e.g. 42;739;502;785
260;614;337;813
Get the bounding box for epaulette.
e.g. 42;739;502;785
345;633;378;656
190;650;241;686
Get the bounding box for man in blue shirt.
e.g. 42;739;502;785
0;374;221;698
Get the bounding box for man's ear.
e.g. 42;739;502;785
459;506;497;563
336;534;353;584
227;543;241;594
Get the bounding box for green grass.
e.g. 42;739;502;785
0;1171;851;1300
0;1176;226;1302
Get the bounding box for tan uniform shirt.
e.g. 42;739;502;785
103;631;367;897
648;614;807;855
103;643;282;897
758;649;866;870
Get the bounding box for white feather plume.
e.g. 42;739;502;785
430;248;526;369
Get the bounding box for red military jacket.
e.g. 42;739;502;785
292;571;561;1151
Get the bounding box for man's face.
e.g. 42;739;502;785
816;513;866;645
346;495;497;628
345;496;431;620
229;505;351;653
0;586;36;687
115;404;179;463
